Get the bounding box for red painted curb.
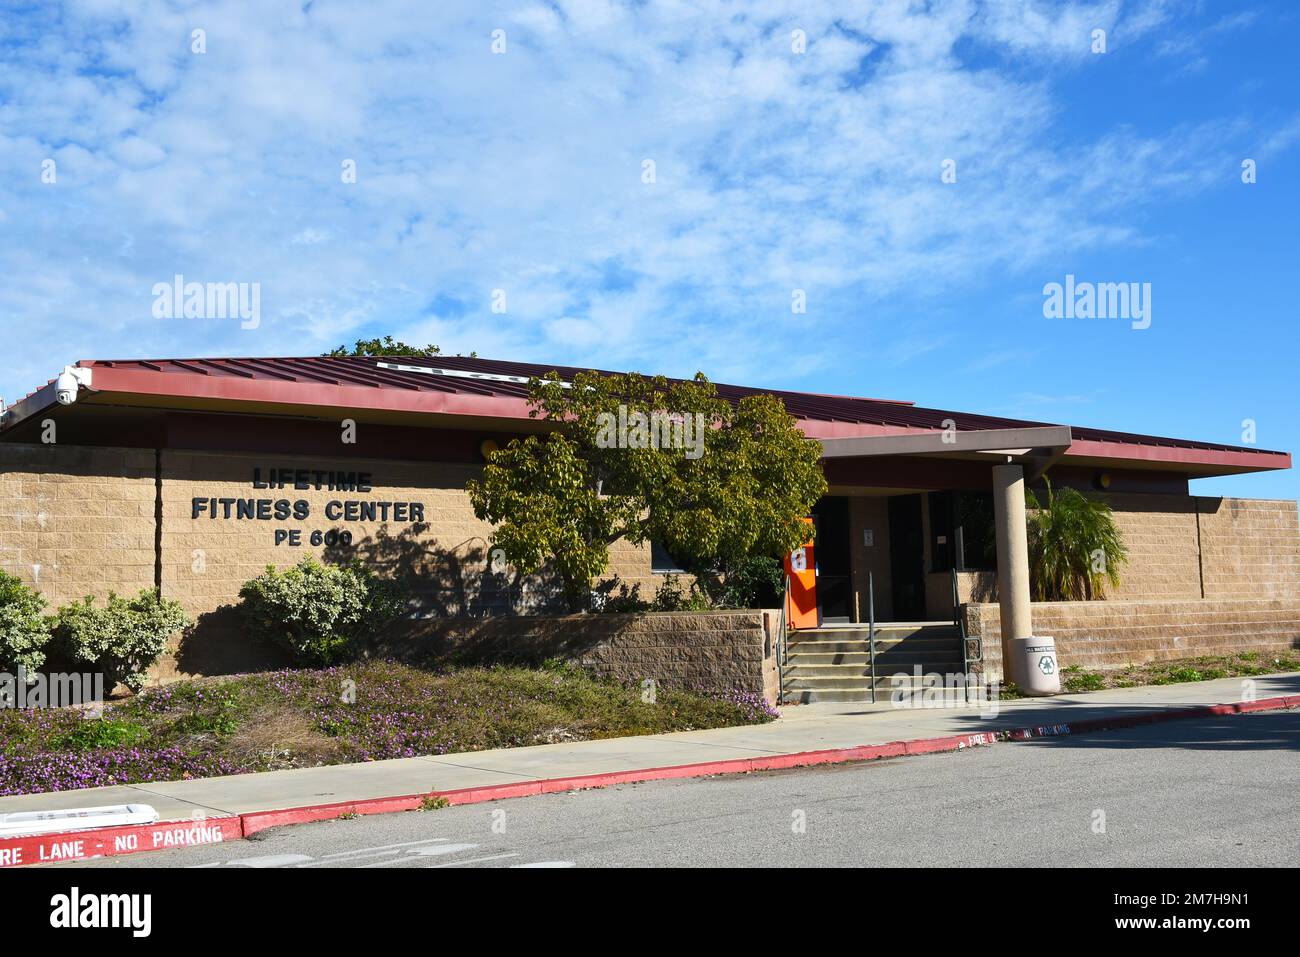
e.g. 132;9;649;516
241;794;429;836
0;816;242;869
440;781;543;806
3;693;1296;867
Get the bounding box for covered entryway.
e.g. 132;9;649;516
784;490;971;703
779;426;1074;703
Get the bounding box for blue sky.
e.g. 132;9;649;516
1;0;1297;498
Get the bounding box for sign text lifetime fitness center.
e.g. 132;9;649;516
190;467;426;547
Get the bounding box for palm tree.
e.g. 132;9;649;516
1025;477;1128;601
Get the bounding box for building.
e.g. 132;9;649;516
2;355;1298;698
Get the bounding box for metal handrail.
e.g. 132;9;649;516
776;575;791;703
952;567;965;703
954;567;981;703
868;571;877;704
951;566;961;631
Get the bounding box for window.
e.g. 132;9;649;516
928;491;996;572
651;541;689;574
957;492;997;571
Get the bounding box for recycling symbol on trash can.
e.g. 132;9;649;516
1038;655;1056;675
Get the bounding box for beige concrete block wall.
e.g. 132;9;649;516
0;443;677;678
4;441;1299;688
159;450;496;676
927;570;996;620
931;493;1299;610
1101;493;1203;599
384;609;779;704
162;450;507;619
917;491;1206;617
159;450;669;676
1049;493;1299;602
965;598;1300;681
1198;498;1300;600
0;444;157;609
161;450;667;612
862;488;1216;617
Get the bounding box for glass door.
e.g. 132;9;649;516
811;496;851;623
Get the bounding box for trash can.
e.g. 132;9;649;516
1009;636;1060;696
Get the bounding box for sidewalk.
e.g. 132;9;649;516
5;672;1298;822
2;672;1297;864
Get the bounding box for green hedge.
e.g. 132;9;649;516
54;590;190;692
0;570;50;675
237;557;407;667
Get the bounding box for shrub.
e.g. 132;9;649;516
1061;665;1106;693
0;571;50;675
1025;476;1128;601
703;555;785;609
652;575;712;611
238;557;407;667
591;578;649;614
55;590;190;692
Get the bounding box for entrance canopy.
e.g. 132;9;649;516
820;426;1073;481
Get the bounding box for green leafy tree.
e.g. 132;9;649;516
325;336;476;358
1025;478;1128;601
467;370;827;611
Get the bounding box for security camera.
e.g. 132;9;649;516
54;366;92;405
56;371;78;405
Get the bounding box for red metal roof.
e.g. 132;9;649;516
3;354;1290;473
80;355;921;415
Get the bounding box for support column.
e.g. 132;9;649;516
992;462;1032;685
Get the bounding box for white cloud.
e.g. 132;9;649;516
0;0;1293;395
290;228;330;246
111;136;167;168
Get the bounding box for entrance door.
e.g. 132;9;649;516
887;494;926;620
812;496;851;623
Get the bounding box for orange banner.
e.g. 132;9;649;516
783;518;817;629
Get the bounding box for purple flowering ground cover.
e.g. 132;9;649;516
0;661;777;796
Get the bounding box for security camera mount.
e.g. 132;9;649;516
55;365;94;405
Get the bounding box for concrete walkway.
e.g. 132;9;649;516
3;673;1297;825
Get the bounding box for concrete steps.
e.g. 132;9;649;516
786;639;956;655
780;623;969;703
781;684;983;705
